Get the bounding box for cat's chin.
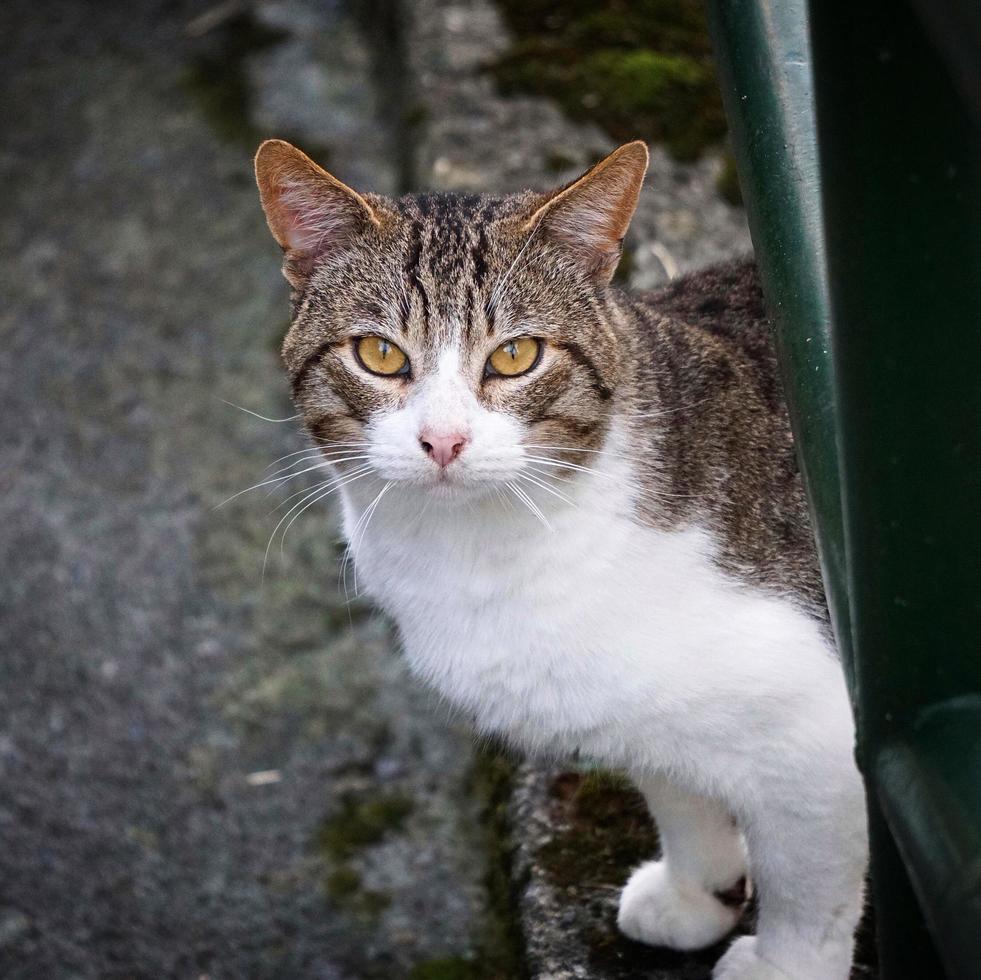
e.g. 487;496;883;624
419;476;502;504
387;471;512;506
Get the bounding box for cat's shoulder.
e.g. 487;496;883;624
624;259;783;410
633;259;765;330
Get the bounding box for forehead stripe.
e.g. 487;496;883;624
464;283;477;345
404;219;431;334
472;221;490;289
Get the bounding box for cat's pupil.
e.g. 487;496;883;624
504;341;517;359
379;340;391;359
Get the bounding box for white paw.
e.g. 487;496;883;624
712;937;793;980
617;860;742;951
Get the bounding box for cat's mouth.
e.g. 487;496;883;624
393;462;521;503
423;464;496;494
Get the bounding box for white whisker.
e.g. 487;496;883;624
265;450;371;482
264;442;371;471
220;399;301;423
517;471;577;508
600;398;711;420
262;467;374;579
506;481;552;531
215;456;369;510
524;455;694;500
269;465;370;512
349;482;393;598
341;481;393;600
503;481;532;525
278;470;369;558
491;484;510;514
523;443;655;465
270;479;339;521
524;455;611;479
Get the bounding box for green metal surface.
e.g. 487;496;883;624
809;0;981;974
704;0;854;684
877;699;981;979
707;0;981;975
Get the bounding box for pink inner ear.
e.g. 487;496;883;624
527;144;648;278
276;179;353;253
549;169;640;259
548;200;622;258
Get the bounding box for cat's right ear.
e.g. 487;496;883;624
254;139;380;285
524;141;649;283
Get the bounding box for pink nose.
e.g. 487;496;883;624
419;429;468;468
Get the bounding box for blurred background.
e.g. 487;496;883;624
0;1;749;977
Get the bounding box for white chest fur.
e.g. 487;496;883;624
339;447;850;788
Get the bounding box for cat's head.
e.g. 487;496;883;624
254;140;648;501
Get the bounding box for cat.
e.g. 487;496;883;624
253;138;868;980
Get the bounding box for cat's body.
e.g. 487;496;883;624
348;261;833;757
254;141;868;980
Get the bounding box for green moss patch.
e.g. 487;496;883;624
324;865;363;900
493;0;726;161
358;889;393;916
538;771;736;977
464;743;526;979
408;957;484;980
323;863;392;924
314;791;415;859
536;770;657;889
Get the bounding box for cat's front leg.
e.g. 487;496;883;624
618;772;748;950
712;708;868;980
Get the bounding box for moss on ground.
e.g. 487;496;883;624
314;791;415;859
408;957;485;980
324;863;393;924
536;770;657;889
537;771;736;978
402;743;526;980
312;748;525;978
324;865;363;900
316;788;405;926
493;0;726;162
358;888;393;916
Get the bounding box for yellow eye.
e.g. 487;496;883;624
487;337;542;377
355;336;409;376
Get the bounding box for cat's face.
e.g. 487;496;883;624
255;140;648;500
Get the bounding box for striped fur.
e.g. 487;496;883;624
254;141;866;980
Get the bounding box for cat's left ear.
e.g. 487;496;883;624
254;139;380;285
526;141;649;283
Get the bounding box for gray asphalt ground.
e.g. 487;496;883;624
0;1;763;977
0;2;491;977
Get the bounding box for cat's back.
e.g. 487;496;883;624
621;261;827;619
633;260;780;412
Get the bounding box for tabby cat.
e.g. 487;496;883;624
254;139;867;980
